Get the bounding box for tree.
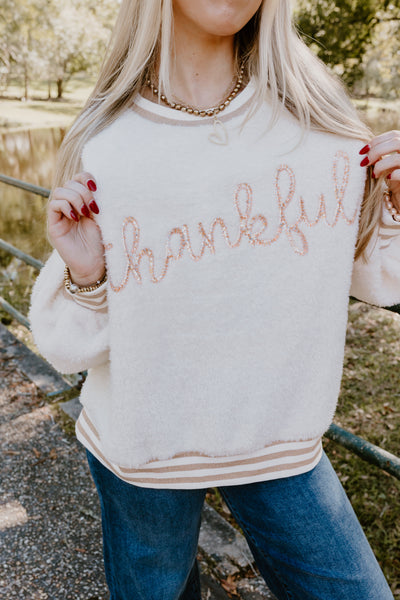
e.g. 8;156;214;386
40;0;117;99
0;0;118;99
0;0;48;98
294;0;400;89
356;17;400;98
294;0;380;87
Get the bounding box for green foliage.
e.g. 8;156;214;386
295;0;378;86
294;0;400;90
356;10;400;98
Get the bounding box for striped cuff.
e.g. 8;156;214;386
64;281;108;311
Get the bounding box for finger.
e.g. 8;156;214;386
63;180;95;217
47;198;80;228
71;173;100;213
51;186;90;218
368;138;400;166
373;155;400;179
72;171;98;192
366;130;400;150
387;169;400;182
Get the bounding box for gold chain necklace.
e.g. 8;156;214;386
146;64;245;118
170;71;237;110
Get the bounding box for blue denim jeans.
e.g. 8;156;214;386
86;449;393;600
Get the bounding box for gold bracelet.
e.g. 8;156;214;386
64;265;107;294
383;189;400;223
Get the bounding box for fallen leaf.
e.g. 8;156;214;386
220;574;238;596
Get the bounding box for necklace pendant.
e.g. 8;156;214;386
208;117;229;146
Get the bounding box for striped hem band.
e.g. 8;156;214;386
76;408;323;489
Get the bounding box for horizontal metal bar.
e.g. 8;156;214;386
0;238;44;270
0;173;50;197
325;423;400;480
0;296;30;329
350;296;400;315
382;304;400;315
46;371;88;397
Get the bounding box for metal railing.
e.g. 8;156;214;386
0;174;48;328
1;174;400;480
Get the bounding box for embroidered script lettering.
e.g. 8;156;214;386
105;151;357;290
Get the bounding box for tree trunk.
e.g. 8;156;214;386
24;65;28;101
47;80;51;100
56;78;63;99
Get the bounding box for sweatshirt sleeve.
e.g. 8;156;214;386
350;203;400;307
64;280;108;310
28;249;109;374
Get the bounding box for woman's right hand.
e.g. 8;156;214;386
48;172;106;285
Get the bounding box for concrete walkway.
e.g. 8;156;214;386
0;323;274;599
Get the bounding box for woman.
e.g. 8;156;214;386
29;1;400;598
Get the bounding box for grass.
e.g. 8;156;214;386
0;76;97;133
49;402;79;438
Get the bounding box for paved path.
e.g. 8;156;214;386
0;323;274;599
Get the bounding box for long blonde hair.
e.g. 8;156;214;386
51;0;382;260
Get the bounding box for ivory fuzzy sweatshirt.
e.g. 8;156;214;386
28;82;400;478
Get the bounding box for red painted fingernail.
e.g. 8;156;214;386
360;156;369;167
89;200;99;214
372;172;376;179
81;204;90;218
70;209;79;222
359;144;370;155
87;179;97;191
387;174;392;180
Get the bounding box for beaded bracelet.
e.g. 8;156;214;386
64;265;107;294
383;189;400;223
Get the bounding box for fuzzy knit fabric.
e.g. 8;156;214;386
29;82;400;469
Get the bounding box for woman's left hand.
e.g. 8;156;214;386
360;130;400;211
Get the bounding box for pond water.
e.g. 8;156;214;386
0;126;67;262
0;106;399;319
0;126;67;318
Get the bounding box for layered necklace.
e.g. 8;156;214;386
146;64;245;145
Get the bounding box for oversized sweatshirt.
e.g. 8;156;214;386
29;81;400;482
